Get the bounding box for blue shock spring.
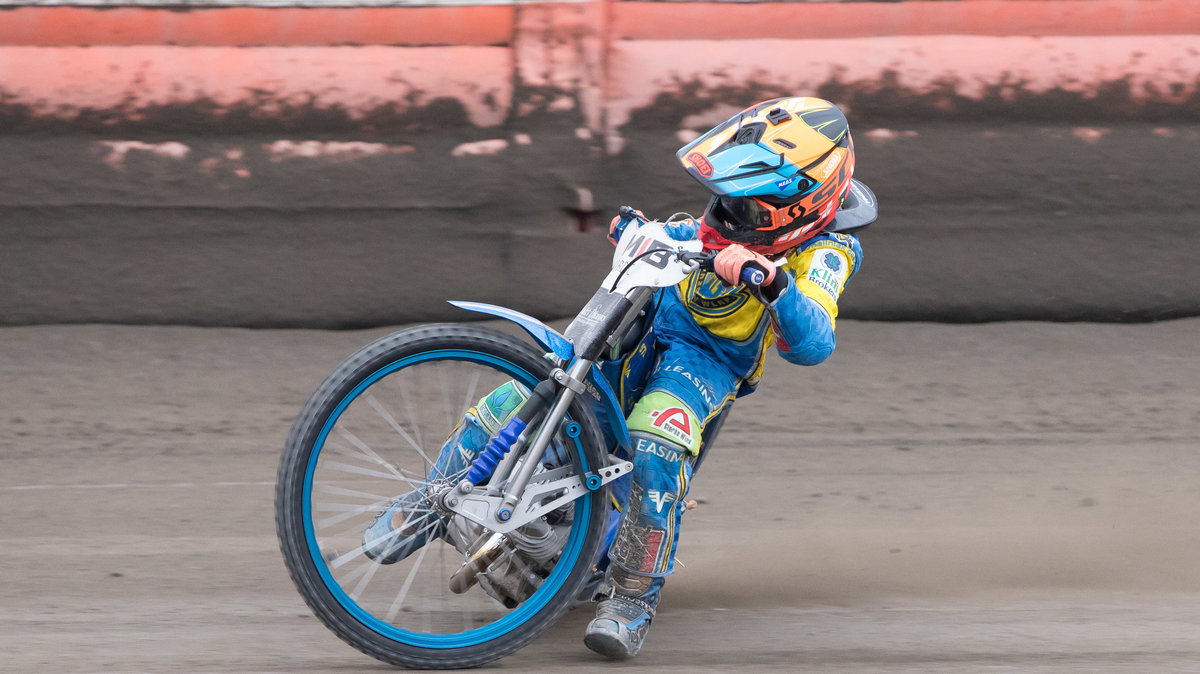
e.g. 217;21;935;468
465;417;528;485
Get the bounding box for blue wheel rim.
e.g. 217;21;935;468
302;349;592;649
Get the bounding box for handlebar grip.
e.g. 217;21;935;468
741;265;767;286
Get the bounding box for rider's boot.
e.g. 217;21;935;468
584;404;698;657
584;566;661;659
362;380;530;564
361;491;435;564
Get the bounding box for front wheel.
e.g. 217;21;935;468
276;325;609;669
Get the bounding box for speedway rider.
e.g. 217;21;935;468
582;96;874;658
362;96;876;659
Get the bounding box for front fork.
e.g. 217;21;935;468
444;356;627;533
447;286;654;529
494;357;594;521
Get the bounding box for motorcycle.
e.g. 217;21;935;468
275;209;771;668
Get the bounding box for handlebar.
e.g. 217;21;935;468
613;205;769;287
678;251;769;287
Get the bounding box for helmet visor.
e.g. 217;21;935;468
716;195;783;232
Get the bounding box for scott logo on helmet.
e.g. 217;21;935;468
783;201;808;223
649;407;693;445
686;152;714;178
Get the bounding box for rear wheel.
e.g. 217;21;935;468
276;325;608;668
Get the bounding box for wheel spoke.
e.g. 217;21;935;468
393;370;425;458
316;500;390;529
462;369;482;423
327;443;427;484
439;366;456;434
364;393;436;470
324;461;425;486
329;515;445;570
316;484;390;502
385;543;431;623
317;502;392;513
337;555;379;585
430;459;473;483
334;426;420;479
318;503;441;542
350;546;388;600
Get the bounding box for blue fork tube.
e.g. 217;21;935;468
495;358;593;522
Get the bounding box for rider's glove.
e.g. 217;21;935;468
608;207;646;246
713;244;777;287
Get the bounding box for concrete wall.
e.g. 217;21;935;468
2;0;1198;326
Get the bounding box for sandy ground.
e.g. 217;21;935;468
1;319;1198;673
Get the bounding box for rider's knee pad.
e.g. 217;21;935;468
475;379;530;434
626;390;703;455
434;379;530;478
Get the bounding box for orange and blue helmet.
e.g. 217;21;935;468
678;97;855;254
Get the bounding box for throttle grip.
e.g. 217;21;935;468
740;266;767;286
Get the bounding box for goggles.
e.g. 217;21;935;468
714;188;821;240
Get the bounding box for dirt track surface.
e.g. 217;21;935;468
2;319;1198;672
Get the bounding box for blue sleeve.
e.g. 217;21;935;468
764;232;863;366
766;275;836;366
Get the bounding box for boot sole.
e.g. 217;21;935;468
584;631;633;659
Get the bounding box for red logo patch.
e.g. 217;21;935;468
650;407;693;444
686;152;714;178
640;529;666;573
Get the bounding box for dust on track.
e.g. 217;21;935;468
2;320;1198;672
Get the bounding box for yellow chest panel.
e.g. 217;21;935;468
677;271;768;342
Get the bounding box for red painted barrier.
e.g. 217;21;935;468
0;0;1197;130
0;5;515;46
3;0;1198;47
614;0;1200;40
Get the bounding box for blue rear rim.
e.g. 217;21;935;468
301;348;592;649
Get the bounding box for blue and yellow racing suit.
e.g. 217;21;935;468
602;219;863;602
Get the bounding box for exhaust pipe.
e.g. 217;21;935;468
448;532;507;594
